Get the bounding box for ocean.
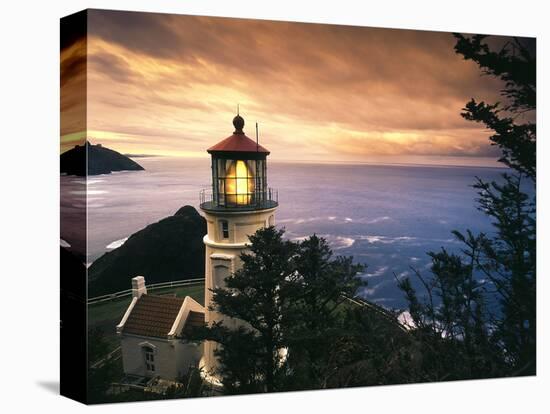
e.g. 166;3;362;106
61;156;507;308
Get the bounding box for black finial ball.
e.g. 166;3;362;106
233;114;245;133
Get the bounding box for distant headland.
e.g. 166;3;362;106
60;141;145;176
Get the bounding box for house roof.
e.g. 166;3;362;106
122;295;185;338
181;310;205;336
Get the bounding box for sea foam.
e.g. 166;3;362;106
106;237;129;249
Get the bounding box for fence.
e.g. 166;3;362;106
87;278;407;331
91;346;122;370
87;277;205;305
343;295;409;333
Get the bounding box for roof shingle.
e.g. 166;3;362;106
123;295;184;338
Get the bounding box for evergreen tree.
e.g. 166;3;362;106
396;34;536;378
454;33;536;375
454;34;535;178
397;232;502;380
189;228;365;394
325;302;420;387
195;227;297;393
284;235;364;389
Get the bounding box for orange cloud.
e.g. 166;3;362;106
60;38;87;153
60;10;528;165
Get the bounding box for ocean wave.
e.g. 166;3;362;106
361;235;383;244
295;216;326;224
319;234;355;250
278;217;316;224
290;236;309;242
332;216;392;225
397;311;415;329
366;216;391;224
290;234;355;250
365;265;389;278
278;218;299;224
362;280;394;297
278;216;361;225
106;237;129;249
394;270;410;280
358;235;416;244
332;236;355;249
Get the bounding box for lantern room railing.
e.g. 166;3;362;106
199;187;278;212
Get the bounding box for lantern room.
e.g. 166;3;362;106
199;114;278;211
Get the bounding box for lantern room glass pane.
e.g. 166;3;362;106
211;156;268;208
217;159;226;175
225;159;255;205
247;160;256;174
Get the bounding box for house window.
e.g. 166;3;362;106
220;220;229;239
143;346;155;373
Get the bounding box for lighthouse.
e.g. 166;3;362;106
199;113;278;375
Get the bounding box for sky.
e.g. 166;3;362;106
60;10;528;166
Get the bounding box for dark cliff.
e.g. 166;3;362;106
88;206;205;296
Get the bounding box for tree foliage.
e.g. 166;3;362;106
454;34;535;179
396;34;536;379
285;235;365;389
209;227;296;393
397;233;503;380
189;227;365;393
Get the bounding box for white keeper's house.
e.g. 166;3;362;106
117;113;278;382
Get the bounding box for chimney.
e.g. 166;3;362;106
132;276;147;298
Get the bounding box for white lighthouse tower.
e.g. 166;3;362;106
199;114;278;375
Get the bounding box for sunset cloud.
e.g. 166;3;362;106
60;10;529;165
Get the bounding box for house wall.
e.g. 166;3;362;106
175;341;203;378
120;335;203;381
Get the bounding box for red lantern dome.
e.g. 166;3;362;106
207;115;270;155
